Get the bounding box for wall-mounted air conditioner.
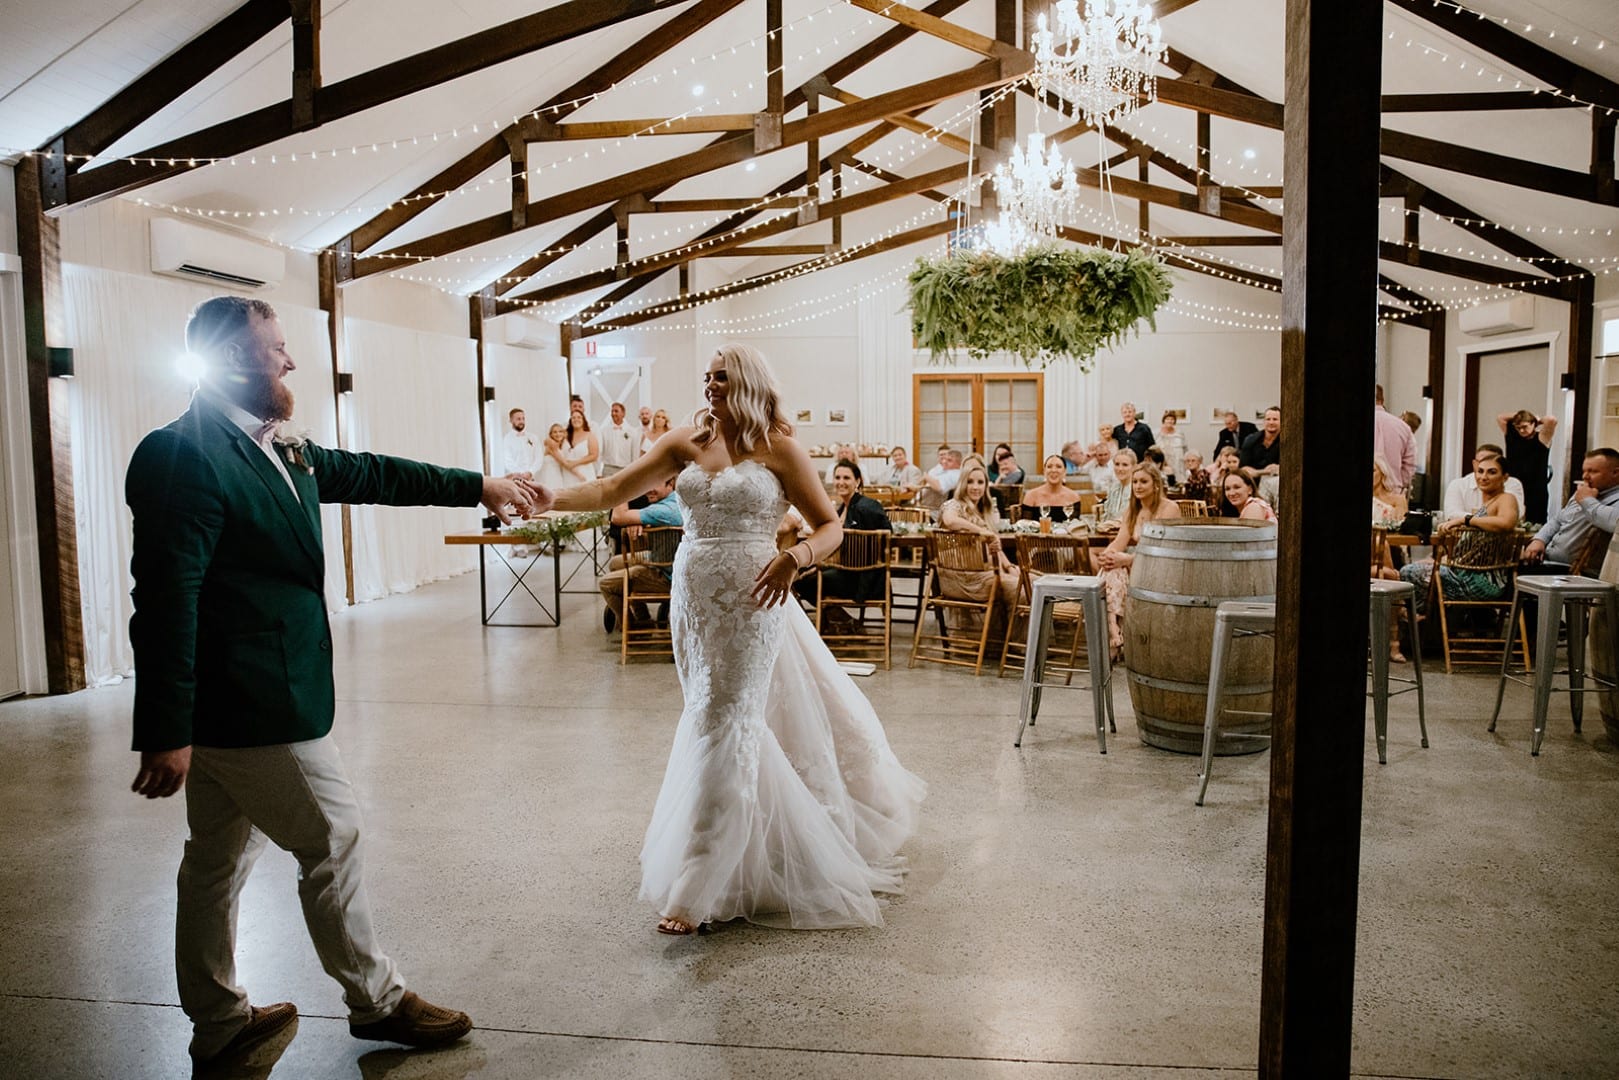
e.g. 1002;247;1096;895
1458;295;1536;337
502;313;552;349
149;217;285;290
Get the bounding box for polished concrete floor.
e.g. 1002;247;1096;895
2;568;1616;1079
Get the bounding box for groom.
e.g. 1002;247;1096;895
126;296;549;1067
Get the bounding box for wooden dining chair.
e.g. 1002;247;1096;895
814;529;892;668
620;526;682;663
1174;498;1209;518
999;532;1094;678
909;532;1002;675
1431;528;1529;674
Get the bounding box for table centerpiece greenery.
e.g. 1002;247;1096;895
505;510;609;546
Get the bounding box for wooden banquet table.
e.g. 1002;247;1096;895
890;526;1117;556
445;525;607;627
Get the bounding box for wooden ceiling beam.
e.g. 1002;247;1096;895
1381;91;1582;112
1387;0;1619;115
1377;240;1563;295
358;61;1009;276
60;0;698;211
824;87;975;156
1172;235;1284;247
550;116;758;138
1380;127;1603;204
342;0;747;255
40;0;288;171
488;208;618;298
1072;167;1284;232
843;0;1028;67
581;217;957;334
1156;78;1284;129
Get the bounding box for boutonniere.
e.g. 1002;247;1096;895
273;429;316;475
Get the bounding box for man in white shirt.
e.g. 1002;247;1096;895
598;401;638;477
1442;444;1525;522
918;447;962;511
502;408;538;477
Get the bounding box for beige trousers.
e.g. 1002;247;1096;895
178;736;404;1058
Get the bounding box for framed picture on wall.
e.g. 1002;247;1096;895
1251;402;1272;422
1210;406;1235;425
1163;405;1189;424
794;408;814;425
826;408;849;426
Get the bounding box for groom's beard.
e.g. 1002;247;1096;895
240;369;295;422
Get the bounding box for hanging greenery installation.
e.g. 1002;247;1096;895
907;244;1173;368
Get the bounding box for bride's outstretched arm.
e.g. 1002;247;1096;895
552;428;691;512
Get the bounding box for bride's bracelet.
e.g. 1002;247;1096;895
784;542;811;569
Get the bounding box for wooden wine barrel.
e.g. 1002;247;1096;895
1123;520;1278;754
1591;532;1619;745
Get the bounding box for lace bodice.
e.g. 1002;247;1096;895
676;460;787;541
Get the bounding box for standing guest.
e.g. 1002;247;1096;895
1240;407;1282;479
125;296;544;1066
1180;450;1211;503
1443;444;1525;522
1087;441;1119;490
1498;409;1557;524
1213;410;1258;458
1373;385;1417;492
638;405;653;442
563;398;600;479
794;460;891;627
1401;455;1520;613
1022;455;1085;522
1522;449;1619;571
600;475;682;632
1112;402;1155;461
989;443;1025;485
642;408;672;454
1223;471;1277;522
885;445;925;493
538;423;590;490
1100;449;1138;524
599;401;638;477
918;446;962;512
1157;411;1186;483
1095;463;1181;661
502;407;538;478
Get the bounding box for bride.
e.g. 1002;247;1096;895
554;344;925;934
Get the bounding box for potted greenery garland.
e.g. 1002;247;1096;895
908;244;1173;368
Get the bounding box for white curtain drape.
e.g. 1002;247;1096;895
856;291;915;450
344;317;482;603
63;267;342;684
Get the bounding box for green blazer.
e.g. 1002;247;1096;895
126;395;483;751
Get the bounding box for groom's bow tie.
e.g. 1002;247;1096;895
253;420;280;446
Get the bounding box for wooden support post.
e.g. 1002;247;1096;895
1263;1;1381;1075
471;288;497;475
317;250;355;605
1594;112;1616;206
1568;274;1596;482
560;320;580;392
756;0;784;152
290;0;321;129
831;165;843;248
13;160;85;693
1403;183;1423;264
1196;112;1221;215
506;131;529;230
1139;153;1151;236
613;207;632;279
1424;312;1446;512
679;262;691;298
805;82;821;202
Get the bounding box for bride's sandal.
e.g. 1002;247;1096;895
656;916;696;936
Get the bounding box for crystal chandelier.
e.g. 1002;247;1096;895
989;129;1080;251
1032;0;1168;127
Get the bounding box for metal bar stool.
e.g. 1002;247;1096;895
1368;579;1428;764
1196;601;1276;806
1013;574;1115;752
1491;574;1619;755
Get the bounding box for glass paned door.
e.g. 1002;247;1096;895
981;375;1042;469
914;372;1044;469
916;375;977;458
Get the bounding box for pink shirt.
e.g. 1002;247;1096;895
1374;406;1416;491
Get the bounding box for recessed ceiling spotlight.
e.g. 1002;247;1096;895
691;84;705;97
1243;148;1257;160
745;161;757;171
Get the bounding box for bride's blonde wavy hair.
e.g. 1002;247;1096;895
692;343;794;452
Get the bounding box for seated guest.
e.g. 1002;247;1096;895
823;442;858;483
599;475;682;632
1087;426;1117;467
1022;455;1085;522
1442;444;1525;523
1100;448;1138;525
1372;455;1409;524
795;460;891;627
1240;406;1282;480
939;459;1020;640
885;445;925;493
1522;448;1619;571
1096;462;1181;661
1401;453;1519;612
1209;446;1244;516
1061;440;1089;476
989;443;1026;485
918;446;962;512
1086;441;1117;489
1214;410;1258;457
1180;450;1211;503
1222;471;1277;522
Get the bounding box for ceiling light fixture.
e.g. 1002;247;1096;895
1032;0;1167;128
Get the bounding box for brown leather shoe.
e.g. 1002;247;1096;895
191;1002;298;1064
349;991;473;1048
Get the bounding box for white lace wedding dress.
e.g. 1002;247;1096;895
640;460;926;929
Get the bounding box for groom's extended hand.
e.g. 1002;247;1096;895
132;747;192;799
482;476;545;523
